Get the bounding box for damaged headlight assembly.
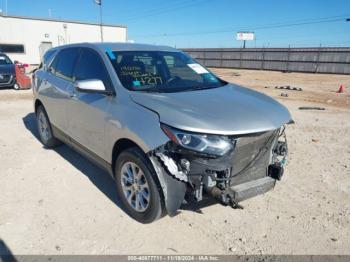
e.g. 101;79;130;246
161;124;235;157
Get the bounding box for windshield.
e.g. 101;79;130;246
0;54;13;65
107;51;226;92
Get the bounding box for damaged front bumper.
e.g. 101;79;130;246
148;127;288;216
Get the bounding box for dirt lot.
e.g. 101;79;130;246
0;69;349;255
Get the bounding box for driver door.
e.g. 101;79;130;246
65;48;115;159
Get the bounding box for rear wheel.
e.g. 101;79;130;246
36;105;61;148
115;147;163;223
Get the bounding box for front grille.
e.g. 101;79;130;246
0;74;12;84
229;130;278;186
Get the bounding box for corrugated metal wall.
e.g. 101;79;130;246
182;47;350;74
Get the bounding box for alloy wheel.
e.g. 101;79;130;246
38;111;50;143
120;161;150;212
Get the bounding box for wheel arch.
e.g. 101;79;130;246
111;138;146;177
34;99;43;113
111;138;166;209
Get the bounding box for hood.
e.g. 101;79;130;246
130;84;292;135
0;64;15;75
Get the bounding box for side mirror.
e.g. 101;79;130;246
75;79;114;95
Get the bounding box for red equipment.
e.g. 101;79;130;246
14;62;31;90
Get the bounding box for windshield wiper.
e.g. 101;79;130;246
181;85;221;92
132;84;223;93
132;86;163;92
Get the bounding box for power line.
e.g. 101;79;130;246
132;14;350;38
117;0;195;20
123;0;211;23
126;0;210;22
254;32;350;48
117;0;190;16
136;16;347;37
255;30;347;42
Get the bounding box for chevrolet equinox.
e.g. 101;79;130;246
33;43;291;223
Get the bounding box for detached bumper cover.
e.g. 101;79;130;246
149;156;187;216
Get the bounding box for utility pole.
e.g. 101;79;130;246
99;2;103;42
63;24;68;44
94;0;103;42
5;0;8;15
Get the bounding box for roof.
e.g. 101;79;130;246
95;42;177;52
0;14;126;28
53;42;178;52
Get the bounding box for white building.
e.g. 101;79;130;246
0;14;127;65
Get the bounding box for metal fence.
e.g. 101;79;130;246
182;47;350;74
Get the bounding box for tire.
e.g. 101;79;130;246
115;147;163;223
36;105;62;148
13;83;20;90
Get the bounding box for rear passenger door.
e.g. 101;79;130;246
44;47;80;131
65;48;114;159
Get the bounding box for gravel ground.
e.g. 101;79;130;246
0;69;349;255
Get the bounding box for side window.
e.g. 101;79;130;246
74;48;111;89
54;48;80;81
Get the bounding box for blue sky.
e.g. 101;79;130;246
1;0;350;48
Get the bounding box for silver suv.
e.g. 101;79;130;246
33;43;291;223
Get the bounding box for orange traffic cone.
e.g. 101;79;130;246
337;85;344;93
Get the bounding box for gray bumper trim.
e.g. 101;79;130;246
230;176;276;202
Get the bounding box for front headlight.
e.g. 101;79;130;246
161;124;234;157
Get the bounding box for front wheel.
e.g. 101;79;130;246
13;83;20;90
115;147;163;223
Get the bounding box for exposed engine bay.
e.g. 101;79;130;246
148;126;288;216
